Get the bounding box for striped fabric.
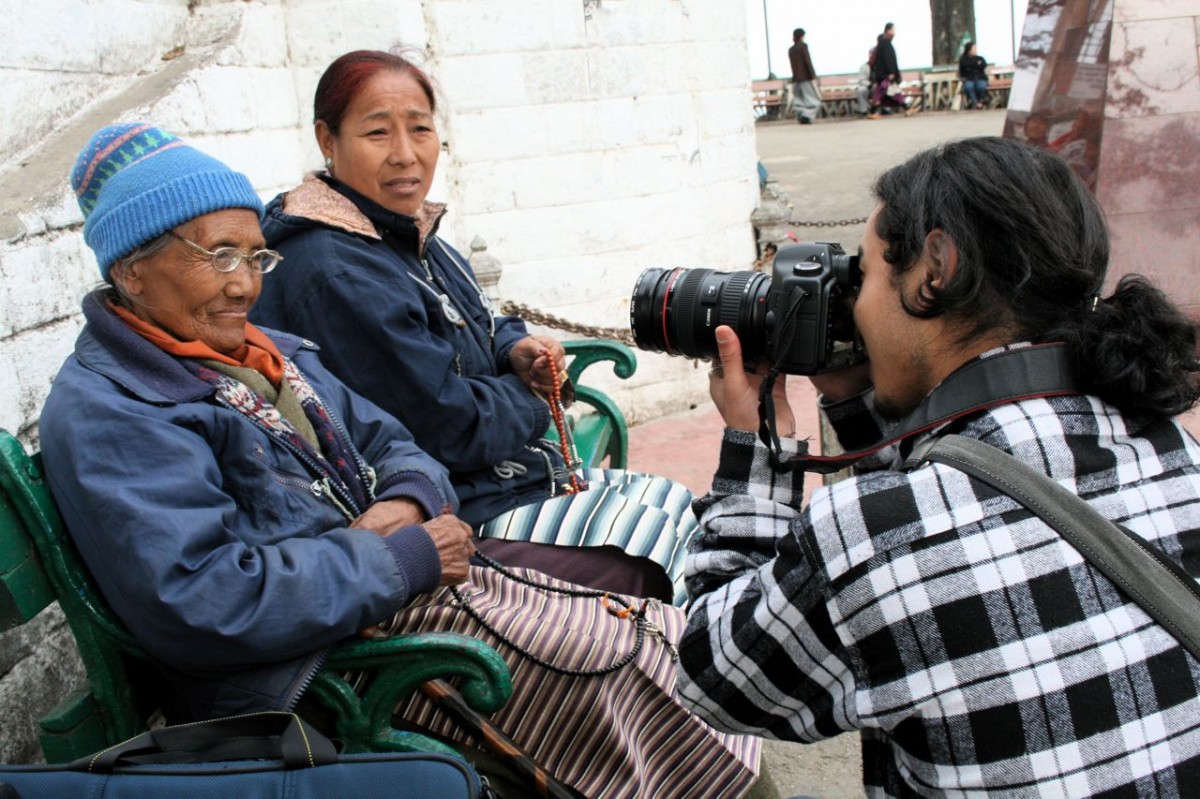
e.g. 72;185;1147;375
387;564;760;799
478;469;701;605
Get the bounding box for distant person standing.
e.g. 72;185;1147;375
855;49;874;117
788;28;821;126
871;22;907;115
958;41;989;109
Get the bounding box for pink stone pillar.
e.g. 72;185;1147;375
1005;0;1200;327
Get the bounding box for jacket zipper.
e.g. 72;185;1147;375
216;395;363;521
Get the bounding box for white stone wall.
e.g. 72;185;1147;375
0;0;758;761
1;0;757;445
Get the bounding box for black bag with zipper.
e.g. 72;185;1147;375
0;711;495;798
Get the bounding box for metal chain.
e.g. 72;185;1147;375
788;216;869;228
500;300;635;345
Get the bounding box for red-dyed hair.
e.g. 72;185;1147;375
314;50;437;134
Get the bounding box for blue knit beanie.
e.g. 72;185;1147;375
71;122;264;281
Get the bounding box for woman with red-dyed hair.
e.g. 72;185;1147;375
251;50;762;799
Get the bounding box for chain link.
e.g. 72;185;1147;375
788;216;869;228
500;300;635;345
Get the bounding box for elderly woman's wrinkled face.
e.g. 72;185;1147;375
316;69;440;217
116;209;263;354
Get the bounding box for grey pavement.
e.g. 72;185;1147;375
626;108;1007;799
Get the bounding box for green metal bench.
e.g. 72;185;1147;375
550;340;638;469
0;429;513;762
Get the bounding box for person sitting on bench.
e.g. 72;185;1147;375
251;50;701;605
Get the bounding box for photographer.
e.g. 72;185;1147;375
675;137;1200;796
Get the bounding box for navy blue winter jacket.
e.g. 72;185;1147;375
253;175;562;526
40;292;455;720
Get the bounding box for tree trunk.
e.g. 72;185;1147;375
930;0;976;66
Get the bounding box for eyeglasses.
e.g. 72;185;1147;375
167;230;283;274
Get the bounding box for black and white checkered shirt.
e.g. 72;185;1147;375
679;387;1200;796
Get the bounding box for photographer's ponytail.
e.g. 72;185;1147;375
1049;274;1200;419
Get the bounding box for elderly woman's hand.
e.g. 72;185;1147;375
421;514;475;586
351;498;426;535
509;335;567;394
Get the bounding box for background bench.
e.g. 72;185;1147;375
751;66;1013;120
922;65;1014;111
751;79;788;120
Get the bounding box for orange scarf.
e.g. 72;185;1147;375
109;300;285;387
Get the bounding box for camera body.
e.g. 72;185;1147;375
764;241;864;374
629;242;864;375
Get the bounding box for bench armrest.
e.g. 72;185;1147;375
312;632;513;754
558;340;637;469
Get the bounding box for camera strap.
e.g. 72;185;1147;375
759;342;1082;474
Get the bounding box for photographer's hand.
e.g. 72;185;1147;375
709;325;794;436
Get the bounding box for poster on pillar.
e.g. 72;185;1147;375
1003;0;1200;321
1003;0;1111;192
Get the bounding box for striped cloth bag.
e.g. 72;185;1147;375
478;469;701;606
384;564;760;799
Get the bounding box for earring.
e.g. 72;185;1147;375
324;156;333;168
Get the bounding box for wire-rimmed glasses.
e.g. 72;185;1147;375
167;230;283;274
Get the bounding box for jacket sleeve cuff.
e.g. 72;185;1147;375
375;474;452;519
502;374;552;435
712;428;806;504
381;525;442;596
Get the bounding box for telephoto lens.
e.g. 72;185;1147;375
629;267;771;362
628;242;864;375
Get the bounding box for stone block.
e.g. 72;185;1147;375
0;235;90;336
224;2;290;68
517;51;593;105
1108;18;1200;117
34;190;86;234
431;0;583;55
283;0;428;68
0;1;185;73
0;72;112;169
583;0;687;46
150;78;210;135
190;66;298;133
437;53;530;111
694;88;757;138
448;103;585;162
1097;114;1200;216
687;41;755;92
0;339;17;433
0;608;84;764
0;318;83;437
1115;1;1200;22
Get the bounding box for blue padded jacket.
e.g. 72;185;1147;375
40;292;456;720
253;175;563;527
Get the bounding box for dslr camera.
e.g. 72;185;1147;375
629;242;864;375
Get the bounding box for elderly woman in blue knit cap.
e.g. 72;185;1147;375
38;124;761;799
40;122;471;721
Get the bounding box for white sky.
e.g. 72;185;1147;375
745;0;1032;78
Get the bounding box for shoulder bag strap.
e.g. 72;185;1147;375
908;434;1200;662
